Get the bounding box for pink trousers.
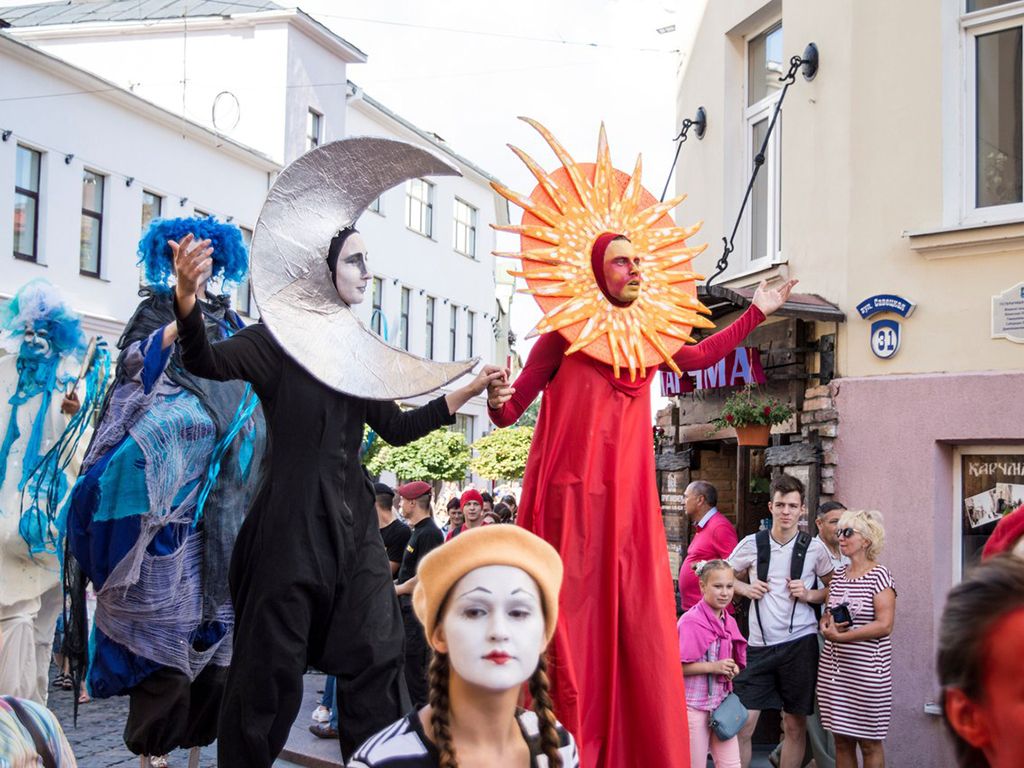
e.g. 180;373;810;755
687;708;742;768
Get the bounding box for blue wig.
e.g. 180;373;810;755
137;216;249;289
0;278;86;357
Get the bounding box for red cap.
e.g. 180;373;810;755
982;503;1024;560
460;489;484;508
397;481;433;500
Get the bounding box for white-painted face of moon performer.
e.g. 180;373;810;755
491;118;717;382
435;565;546;692
248;137;480;400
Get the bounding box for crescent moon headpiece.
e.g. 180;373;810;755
250;138;479;400
492;118;716;381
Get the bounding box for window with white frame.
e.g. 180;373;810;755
963;1;1024;221
453;198;477;257
744;21;784;269
141;190;162;232
307;109;322;151
369;195;383;214
425;296;436;359
399;286;411;350
139;190;163;286
371;277;384;336
453;413;475;445
406;178;434;237
80;170;104;277
14;145;41;262
236;227;254;316
466;309;475;358
449;304;458;361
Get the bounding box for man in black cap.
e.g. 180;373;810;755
375;483;410;577
394;481;445;706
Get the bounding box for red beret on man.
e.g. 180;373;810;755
982;503;1024;559
460;489;484;509
396;481;433;500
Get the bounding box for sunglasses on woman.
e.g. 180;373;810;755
837;527;857;539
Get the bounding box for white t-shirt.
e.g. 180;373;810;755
729;532;835;647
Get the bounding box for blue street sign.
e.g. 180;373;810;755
857;294;916;319
870;318;901;359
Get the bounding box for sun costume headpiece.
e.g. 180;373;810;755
492;118;715;381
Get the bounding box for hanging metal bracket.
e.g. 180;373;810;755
706;43;819;286
660;106;708;202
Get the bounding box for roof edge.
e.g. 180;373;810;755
0;31;280;171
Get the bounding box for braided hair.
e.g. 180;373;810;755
527;654;564;768
426;650;563;768
427;652;458;768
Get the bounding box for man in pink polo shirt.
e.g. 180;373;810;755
678;481;740;611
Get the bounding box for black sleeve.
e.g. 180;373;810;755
385;525;412;565
174;300;281;401
365;395;456;447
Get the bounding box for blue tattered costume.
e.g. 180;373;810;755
67;218;266;756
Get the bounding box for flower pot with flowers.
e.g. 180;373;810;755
708;384;794;446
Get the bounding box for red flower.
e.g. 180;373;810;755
763;405;772;416
725;414;734;423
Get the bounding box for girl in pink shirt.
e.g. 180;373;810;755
678;560;748;768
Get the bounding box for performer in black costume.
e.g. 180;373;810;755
170;138;502;766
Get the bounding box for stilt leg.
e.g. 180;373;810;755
188;746;201;768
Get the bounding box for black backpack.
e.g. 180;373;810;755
753;528;812;640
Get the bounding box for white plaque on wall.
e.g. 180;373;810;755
992;282;1024;343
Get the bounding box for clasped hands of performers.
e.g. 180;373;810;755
170;232;506;414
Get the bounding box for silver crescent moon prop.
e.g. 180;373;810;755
250;137;479;400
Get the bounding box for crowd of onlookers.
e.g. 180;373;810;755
6;475;1024;767
677;474;1024;768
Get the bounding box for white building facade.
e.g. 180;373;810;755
1;0;507;485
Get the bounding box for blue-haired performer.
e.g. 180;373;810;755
67;217;266;765
0;279;90;706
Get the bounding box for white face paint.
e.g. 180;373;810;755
333;232;371;306
436;565;546;692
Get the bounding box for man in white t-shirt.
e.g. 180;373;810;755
729;475;834;768
769;500;851;768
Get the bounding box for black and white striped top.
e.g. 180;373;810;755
348;708;579;768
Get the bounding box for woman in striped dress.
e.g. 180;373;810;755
817;510;897;768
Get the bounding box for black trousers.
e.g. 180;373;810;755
216;500;410;766
401;601;430;708
124;665;226;756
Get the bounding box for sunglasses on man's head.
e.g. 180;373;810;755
837;527;857;539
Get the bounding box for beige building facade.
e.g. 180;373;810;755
661;1;1024;765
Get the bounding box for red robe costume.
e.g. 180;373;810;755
489;305;765;768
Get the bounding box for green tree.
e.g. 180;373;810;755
366;428;471;482
514;399;541;428
470;426;534;481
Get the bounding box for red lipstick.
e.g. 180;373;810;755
485;651;511;665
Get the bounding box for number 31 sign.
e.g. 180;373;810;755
856;294;916;360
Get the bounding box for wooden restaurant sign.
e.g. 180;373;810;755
660;347;766;396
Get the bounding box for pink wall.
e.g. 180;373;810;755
834;370;1024;767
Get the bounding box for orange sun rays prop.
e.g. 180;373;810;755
491;118;715;381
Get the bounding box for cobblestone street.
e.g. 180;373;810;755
47;670;217;768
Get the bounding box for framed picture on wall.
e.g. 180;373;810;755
955;448;1024;578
